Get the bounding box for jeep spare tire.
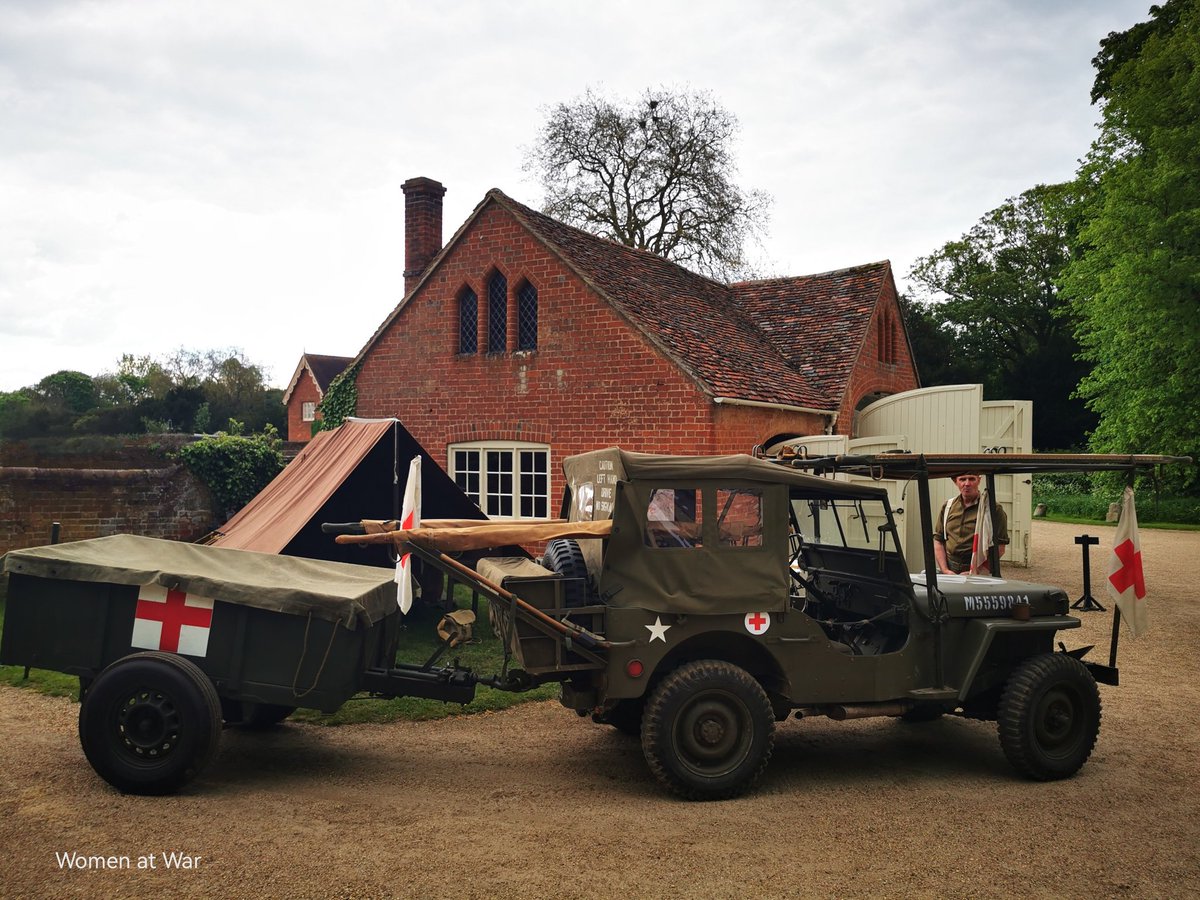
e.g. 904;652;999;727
542;538;589;607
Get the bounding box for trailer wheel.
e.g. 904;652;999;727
542;539;589;607
997;653;1100;781
641;660;774;801
79;651;222;795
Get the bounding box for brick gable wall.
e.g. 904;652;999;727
355;204;826;494
285;371;321;442
837;276;919;434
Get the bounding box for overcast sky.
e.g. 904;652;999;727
0;0;1152;392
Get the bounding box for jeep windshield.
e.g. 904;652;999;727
791;494;902;557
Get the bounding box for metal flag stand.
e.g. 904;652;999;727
1070;534;1106;612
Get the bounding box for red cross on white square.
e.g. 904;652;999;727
744;611;771;635
131;584;215;657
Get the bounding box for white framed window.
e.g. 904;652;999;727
449;441;550;519
301;401;316;422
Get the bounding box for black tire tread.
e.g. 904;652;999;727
542;539;590;607
641;660;774;801
997;653;1101;781
79;651;222;795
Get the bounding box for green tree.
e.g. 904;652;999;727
907;184;1095;449
897;293;990;388
524;86;771;280
35;371;96;414
1061;0;1199;486
2;348;284;439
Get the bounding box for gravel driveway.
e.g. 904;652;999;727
2;520;1198;899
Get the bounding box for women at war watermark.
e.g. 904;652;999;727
55;850;202;870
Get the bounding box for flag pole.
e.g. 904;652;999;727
984;472;1001;577
1107;468;1136;669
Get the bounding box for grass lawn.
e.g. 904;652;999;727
0;581;561;725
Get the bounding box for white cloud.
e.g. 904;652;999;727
0;0;1151;390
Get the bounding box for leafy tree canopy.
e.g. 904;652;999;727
0;348;284;440
1062;0;1199;488
906;184;1095;449
524;86;771;281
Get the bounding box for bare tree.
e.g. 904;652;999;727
524;87;770;281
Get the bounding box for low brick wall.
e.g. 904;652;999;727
0;437;222;554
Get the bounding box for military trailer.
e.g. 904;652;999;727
0;448;1186;800
0;536;474;795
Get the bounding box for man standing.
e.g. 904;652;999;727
933;473;1009;575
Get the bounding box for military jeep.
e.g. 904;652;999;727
480;448;1168;800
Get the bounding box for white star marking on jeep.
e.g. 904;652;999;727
645;616;671;643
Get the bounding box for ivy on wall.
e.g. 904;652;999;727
176;424;284;514
314;361;362;434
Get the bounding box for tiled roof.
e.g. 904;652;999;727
493;191;891;411
283;353;354;406
731;263;893;404
304;354;353;394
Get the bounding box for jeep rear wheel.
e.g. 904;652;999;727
997;653;1100;781
641;660;774;801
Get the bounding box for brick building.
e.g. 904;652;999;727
282;353;353;442
345;176;919;519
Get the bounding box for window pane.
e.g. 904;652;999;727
516;449;549;519
486;451;513;512
717;489;763;547
517;282;538;351
459;289;478;354
451;443;548;520
453;450;481;504
644;488;704;548
488;274;507;352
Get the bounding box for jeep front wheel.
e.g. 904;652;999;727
997;653;1101;781
641;660;774;801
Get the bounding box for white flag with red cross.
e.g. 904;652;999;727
1107;485;1148;638
969;489;995;575
396;455;421;614
131;584;215;657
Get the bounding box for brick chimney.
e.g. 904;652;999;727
402;176;446;294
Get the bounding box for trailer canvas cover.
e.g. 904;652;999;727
2;534;396;628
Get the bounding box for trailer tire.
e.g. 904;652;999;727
79;651;222;795
997;653;1100;781
641;660;774;801
542;539;589;607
